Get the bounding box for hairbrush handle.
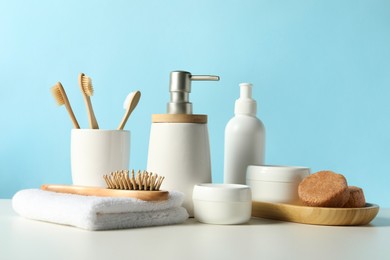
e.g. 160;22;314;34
41;184;169;201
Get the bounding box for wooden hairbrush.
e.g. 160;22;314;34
41;170;168;201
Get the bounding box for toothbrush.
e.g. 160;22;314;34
117;91;141;130
78;73;99;129
51;82;80;128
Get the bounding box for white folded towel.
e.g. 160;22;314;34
12;189;189;231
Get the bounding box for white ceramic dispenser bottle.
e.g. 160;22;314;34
224;83;265;184
147;71;220;216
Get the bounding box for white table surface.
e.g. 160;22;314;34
1;199;389;260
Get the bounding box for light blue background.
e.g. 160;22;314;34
1;0;389;207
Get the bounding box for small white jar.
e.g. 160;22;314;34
193;184;252;225
246;165;310;204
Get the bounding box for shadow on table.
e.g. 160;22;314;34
368;216;390;227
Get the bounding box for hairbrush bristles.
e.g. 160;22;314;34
103;170;165;191
81;75;94;96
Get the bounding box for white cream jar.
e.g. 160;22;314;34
246;165;310;204
193;184;252;225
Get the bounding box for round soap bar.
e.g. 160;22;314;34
343;186;366;208
298;170;350;207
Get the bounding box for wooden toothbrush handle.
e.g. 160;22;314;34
63;99;80;129
57;82;80;129
84;97;99;129
78;73;99;129
40;184;169;201
65;105;81;129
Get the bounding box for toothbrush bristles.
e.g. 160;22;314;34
81;75;94;96
104;170;165;191
51;83;65;106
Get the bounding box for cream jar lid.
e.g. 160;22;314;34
246;165;310;183
193;184;251;202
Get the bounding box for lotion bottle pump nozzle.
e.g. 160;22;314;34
235;83;257;116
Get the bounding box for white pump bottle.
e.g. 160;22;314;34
224;83;265;185
147;71;219;217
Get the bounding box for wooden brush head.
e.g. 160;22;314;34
51;82;65;106
81;74;94;96
104;170;165;191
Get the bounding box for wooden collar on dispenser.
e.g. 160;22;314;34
152;114;207;124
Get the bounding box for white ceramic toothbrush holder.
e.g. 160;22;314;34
71;129;130;187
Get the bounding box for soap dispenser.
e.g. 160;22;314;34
147;71;219;216
224;83;265;185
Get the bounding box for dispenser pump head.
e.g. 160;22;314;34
167;71;220;114
235;83;257;116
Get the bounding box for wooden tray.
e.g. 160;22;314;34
252;201;379;226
